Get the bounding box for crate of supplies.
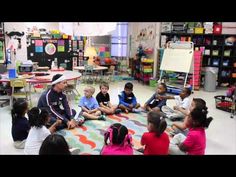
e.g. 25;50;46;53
194;27;204;34
224;50;231;56
213;24;222;34
149;78;157;87
212;50;219;56
214;95;233;112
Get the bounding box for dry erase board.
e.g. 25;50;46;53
160;48;194;73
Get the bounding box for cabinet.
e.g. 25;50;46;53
161;32;236;86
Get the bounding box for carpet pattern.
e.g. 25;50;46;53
57;112;173;155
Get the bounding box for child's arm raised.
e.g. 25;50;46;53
159;95;175;100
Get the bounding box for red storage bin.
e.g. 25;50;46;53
213;24;222;34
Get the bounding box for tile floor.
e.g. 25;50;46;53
0;80;235;154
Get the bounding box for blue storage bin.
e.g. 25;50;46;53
8;69;16;79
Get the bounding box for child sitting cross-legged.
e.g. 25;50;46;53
79;86;106;121
11;99;30;149
169;107;213;155
143;83;167;113
96;82;120;115
138;111;170;155
24;107;62;155
118;82;141;113
161;87;192;120
101;123;133;155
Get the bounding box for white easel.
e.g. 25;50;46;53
159;41;194;92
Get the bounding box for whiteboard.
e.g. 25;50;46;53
160;47;194;73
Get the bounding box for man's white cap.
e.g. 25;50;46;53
51;75;67;85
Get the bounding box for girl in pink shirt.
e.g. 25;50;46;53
101;123;133;155
169;106;213;155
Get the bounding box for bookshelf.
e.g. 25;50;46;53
160;32;236;86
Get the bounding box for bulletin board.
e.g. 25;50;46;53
160;42;194;74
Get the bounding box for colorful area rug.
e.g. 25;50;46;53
57;112;173;155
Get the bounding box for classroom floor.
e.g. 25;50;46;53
0;80;235;154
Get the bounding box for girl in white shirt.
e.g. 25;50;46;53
24;107;61;155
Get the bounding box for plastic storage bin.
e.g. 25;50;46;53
214;95;233;112
204;67;218;91
8;69;16;79
194;27;204;34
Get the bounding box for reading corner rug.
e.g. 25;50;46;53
57;112;173;155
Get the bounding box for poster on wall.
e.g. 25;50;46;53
45;43;56;55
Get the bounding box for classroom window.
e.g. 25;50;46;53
111;22;128;57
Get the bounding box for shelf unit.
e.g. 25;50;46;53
161;32;236;86
140;59;154;84
130;47;154;84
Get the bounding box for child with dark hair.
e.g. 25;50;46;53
11;99;30;149
169;98;207;136
169;106;213;155
118;82;141;113
39;134;80;155
161;87;192;120
38;74;80;130
39;134;71;155
143;83;167;112
139;111;169;155
24;107;62;155
96;82;119;115
101;123;133;155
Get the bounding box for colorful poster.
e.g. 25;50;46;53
35;46;43;53
58;46;65;52
45;43;56;55
35;40;43;46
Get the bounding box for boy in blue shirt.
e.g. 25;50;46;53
118;82;141;113
79;86;106;120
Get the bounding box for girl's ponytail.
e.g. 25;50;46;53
156;118;167;137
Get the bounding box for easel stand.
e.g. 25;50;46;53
159;41;194;94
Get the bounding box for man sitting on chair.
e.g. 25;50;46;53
38;74;84;130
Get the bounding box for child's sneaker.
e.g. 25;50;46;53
74;116;85;126
115;109;122;114
136;148;144;153
70;148;80;155
98;115;106;121
132;108;141;113
125;109;129;114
